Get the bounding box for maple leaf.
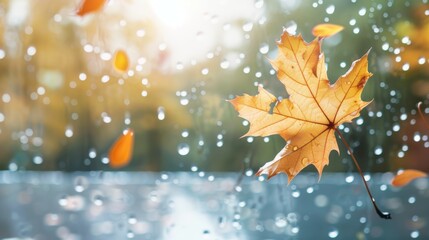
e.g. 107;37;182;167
109;129;134;168
113;49;130;73
312;23;344;38
229;32;372;183
76;0;107;16
391;169;427;187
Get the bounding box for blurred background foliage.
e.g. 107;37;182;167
0;0;428;174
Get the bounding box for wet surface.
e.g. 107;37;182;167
0;171;427;239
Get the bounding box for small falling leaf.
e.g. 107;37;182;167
109;129;134;168
391;169;427;187
76;0;107;16
113;49;129;73
312;23;344;38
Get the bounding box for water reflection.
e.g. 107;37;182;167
0;172;428;239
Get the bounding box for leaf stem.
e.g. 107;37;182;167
335;128;391;219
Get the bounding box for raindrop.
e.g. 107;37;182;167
65;126;73;138
127;230;134;238
83;44;93;53
291;227;299;234
100;52;112;61
292;146;298;151
220;60;230;69
89;149;97;159
33;155;43;164
408;196;416;204
356;118;364;125
414;133;421;142
2;93;11;103
243;66;250;74
157;107;165;120
181;130;189;138
242;22;253;32
79;73;87;81
364;174;371;181
101;75;110;83
301;157;309;165
402;63;410;71
394;48;401;55
58;196;68;206
74;176;88;193
326;5;335;14
201;68;209;75
177;143;190;156
176;62;184;70
101;157;109;164
411;231;419;239
374;146;383;155
358;8;367;16
275;216;288;228
292;191;300;198
259;43;269;54
382;43;389;51
418;57;426;65
92;194;103;206
180;98;189;105
328;229;339;238
8;162;17;171
136;29;146;37
27;46;36;56
128;215;137;224
345;175;354;183
401;36;411;45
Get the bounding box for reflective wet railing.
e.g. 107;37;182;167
0;171;427;239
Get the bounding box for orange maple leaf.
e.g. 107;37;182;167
76;0;107;16
109;129;134;168
391;169;427;187
312;23;344;38
113;49;129;73
230;32;372;183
